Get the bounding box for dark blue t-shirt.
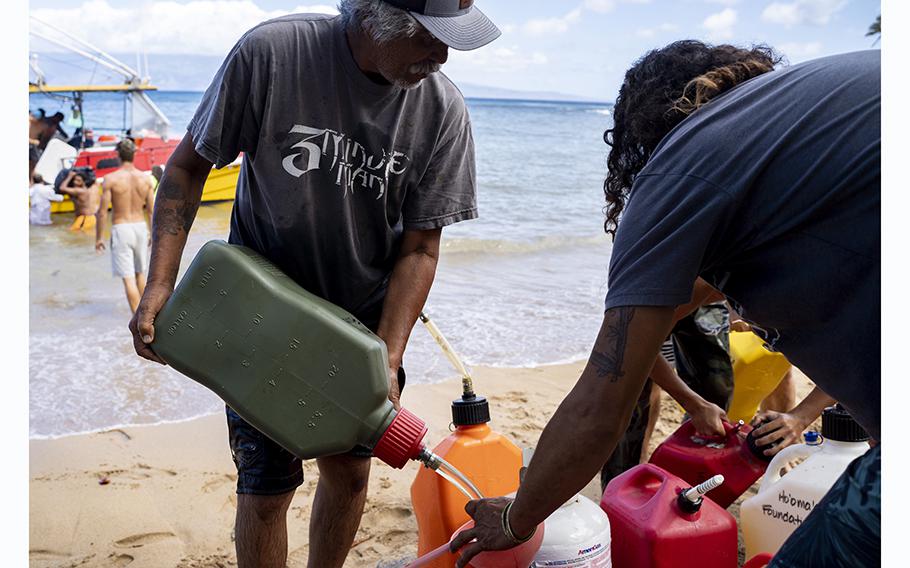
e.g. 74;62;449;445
604;50;880;439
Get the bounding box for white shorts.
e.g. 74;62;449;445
111;222;149;278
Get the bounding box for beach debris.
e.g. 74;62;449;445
98;476;110;485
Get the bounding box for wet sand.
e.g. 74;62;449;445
29;362;816;567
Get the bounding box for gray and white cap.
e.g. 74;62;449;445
383;0;501;51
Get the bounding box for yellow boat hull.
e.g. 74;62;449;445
48;163;240;214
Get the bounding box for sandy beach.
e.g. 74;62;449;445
29;362;816;568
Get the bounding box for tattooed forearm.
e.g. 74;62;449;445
590;307;635;383
154;200;200;236
156;176;185;200
152;177;201;237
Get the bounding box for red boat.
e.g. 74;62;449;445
29;16;239;214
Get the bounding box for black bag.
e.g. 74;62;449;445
54;166;96;194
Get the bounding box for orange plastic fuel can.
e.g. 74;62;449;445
410;394;522;568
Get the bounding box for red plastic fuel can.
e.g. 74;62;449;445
600;463;737;568
649;420;769;508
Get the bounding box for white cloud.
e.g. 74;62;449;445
705;0;740;5
584;0;651;13
703;8;737;40
523;8;583;35
449;45;549;73
636;22;679;38
778;41;824;60
30;0;338;56
584;0;617;12
761;0;847;27
522;0;648;35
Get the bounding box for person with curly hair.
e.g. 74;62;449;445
454;42;879;568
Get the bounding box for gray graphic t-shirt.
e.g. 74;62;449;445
604;51;880;438
188;14;476;325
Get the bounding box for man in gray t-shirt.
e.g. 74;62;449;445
128;1;500;566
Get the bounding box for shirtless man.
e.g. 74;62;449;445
95;139;155;312
57;168;102;232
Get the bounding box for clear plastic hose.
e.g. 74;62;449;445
415;448;485;501
419;311;475;396
433;467;476;501
437;455;485;500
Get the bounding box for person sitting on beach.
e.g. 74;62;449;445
95;139;155;313
56;167;102;233
128;1;500;566
29;173;63;226
455;44;880;568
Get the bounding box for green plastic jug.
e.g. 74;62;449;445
151;240;427;468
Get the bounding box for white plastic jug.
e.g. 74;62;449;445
520;447;611;567
740;406;870;558
531;493;612;567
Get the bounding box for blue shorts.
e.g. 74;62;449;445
226;367;406;495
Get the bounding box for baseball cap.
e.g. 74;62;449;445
383;0;500;51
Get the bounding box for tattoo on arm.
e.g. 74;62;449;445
590;307;635;383
153;178;200;237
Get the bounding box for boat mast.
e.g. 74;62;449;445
29;16;172;138
31;16;140;81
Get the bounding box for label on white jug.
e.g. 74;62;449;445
531;540;612;567
758;490;819;528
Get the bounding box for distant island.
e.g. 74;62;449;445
457;82;610;104
30;52;610;106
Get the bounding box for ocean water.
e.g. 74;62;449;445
29;91;616;438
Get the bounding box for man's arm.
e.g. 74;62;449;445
751;386;837;455
451;305;675;566
58;170;76;193
128;135;213;363
95;179;112;252
375;228;442;409
650;353;727;436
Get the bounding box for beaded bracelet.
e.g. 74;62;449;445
501;501;536;544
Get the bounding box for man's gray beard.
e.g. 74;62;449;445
392;61;442;89
393;77;422;90
409;61;441;75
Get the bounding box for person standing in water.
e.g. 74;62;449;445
56;168;101;232
95;139;155;313
29;173;64;226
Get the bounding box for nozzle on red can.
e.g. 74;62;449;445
677;474;725;513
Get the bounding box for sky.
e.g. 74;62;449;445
27;0;881;99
